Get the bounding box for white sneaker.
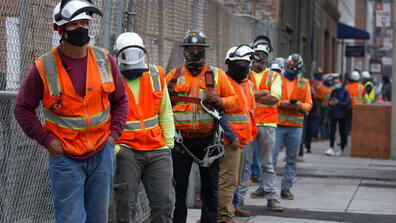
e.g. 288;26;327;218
335;150;343;156
325;148;336;156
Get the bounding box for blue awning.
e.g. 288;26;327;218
337;22;370;39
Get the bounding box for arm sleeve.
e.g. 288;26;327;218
270;74;282;100
217;70;237;109
220;116;237;143
13;64;54;148
300;81;313;112
158;68;175;148
107;54;129;140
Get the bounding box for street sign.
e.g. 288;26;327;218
345;45;365;57
376;3;391;27
370;59;383;74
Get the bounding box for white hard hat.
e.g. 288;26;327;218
330;73;340;79
225;44;256;63
251;35;272;55
361;71;370;79
53;0;102;28
114;32;147;71
349;71;360;81
269;60;283;73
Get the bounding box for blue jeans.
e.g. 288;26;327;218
250;145;262;179
49;141;116;223
273;126;303;191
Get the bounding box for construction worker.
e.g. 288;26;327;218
344;71;370;135
320;74;334;140
217;45;257;223
236;35;283;213
311;67;324;140
166;29;237;223
112;32;175;222
13;1;129;222
361;71;375;102
272;53;312;200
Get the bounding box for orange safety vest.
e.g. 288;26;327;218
249;69;280;125
117;65;166;151
322;85;333;106
35;45;114;156
278;76;309;128
223;77;257;147
346;82;365;107
312;80;324;100
167;65;220;134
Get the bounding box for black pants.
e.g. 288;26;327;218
304;113;313;152
330;118;347;150
172;135;219;223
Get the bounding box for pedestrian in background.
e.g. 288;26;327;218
326;75;350;156
14;1;129;222
381;75;391;101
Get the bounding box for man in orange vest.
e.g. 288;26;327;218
235;36;283;213
13;1;129;222
311;67;324;140
166;29;237;223
217;45;257;223
320;74;334;140
272;54;312;200
112;32;175;222
344;71;369;135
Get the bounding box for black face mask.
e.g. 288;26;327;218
226;61;249;83
121;68;148;80
64;27;90;47
184;49;205;76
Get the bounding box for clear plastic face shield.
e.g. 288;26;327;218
116;45;147;71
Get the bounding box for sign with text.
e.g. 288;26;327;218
376;3;391;27
345;45;365;57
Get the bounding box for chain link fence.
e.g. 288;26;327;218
0;0;276;222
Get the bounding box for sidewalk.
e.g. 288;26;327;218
187;137;396;223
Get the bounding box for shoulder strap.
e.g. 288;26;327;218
204;65;215;92
91;46;113;84
167;65;183;96
40;51;61;97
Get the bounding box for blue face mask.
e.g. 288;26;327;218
334;84;341;89
324;81;333;87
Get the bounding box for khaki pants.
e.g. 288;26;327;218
217;145;244;223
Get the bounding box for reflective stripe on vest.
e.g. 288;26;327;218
149;65;161;91
91;46;113;84
224;114;249;123
277;113;303;125
43;107;110;130
124;115;159;131
266;70;275;85
298;77;306;89
40;52;60;96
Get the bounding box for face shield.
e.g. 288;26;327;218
116;45;149;80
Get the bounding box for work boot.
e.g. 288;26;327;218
297;156;305;162
280;189;294;200
234;207;251;217
267;199;283;211
250;187;265;199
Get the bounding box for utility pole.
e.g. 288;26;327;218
391;0;396;159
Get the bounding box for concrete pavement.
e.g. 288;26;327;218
186;137;396;223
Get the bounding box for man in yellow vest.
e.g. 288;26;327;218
14;1;129;222
112;32;175;222
361;71;375;102
235;36;283;213
272;54;312;200
217;45;257;223
166;29;237;223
